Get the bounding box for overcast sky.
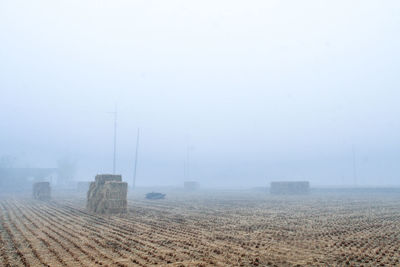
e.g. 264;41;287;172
1;0;399;187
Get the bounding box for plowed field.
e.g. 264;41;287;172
0;191;399;266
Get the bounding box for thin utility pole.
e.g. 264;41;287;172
183;160;186;180
133;128;140;189
108;105;118;174
352;145;357;187
186;145;190;181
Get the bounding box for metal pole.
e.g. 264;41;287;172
133;128;140;189
186;145;190;180
183;160;186;180
112;106;117;174
352;145;357;187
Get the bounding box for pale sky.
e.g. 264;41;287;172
1;1;399;186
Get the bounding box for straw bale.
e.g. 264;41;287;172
33;182;51;201
87;174;127;214
95;174;122;184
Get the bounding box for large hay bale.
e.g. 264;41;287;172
184;181;199;191
95;174;122;184
33;182;51;200
270;181;310;195
87;174;127;214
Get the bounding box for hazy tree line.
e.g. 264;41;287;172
0;154;77;185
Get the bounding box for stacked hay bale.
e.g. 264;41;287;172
87;174;127;214
184;181;199;191
270;181;310;195
33;182;51;200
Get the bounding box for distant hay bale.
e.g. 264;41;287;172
33;182;51;200
87;174;127;214
270;181;310;195
184;181;199;191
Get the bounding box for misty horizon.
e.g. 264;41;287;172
1;1;399;187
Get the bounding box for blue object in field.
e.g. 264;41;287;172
145;192;166;200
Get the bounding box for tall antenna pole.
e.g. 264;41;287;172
107;105;118;174
183;160;186;180
186;145;190;181
133;128;140;189
352;145;357;187
112;105;117;174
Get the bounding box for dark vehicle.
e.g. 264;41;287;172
145;192;166;200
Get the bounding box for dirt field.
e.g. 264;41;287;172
0;190;399;266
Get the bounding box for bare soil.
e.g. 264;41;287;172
0;191;399;266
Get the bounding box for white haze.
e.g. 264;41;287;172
1;1;399;187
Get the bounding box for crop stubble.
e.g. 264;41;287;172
0;192;399;266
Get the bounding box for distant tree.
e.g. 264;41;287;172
57;157;77;183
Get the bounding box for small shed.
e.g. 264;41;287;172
1;168;57;192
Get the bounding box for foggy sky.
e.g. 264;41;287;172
1;1;399;187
